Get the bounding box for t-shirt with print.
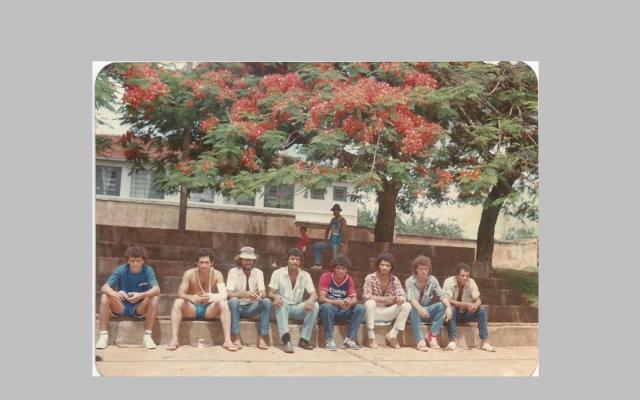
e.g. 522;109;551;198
106;264;159;293
318;271;356;301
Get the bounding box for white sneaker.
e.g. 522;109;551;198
143;334;157;349
96;333;109;349
445;341;457;350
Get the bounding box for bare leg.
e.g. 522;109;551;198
167;299;196;350
136;295;159;331
99;294;123;331
207;300;234;348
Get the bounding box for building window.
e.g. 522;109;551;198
310;188;326;200
223;194;255;206
190;189;215;203
130;170;164;199
333;185;347;202
264;184;294;209
96;165;122;196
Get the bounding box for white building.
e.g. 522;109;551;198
95;147;358;226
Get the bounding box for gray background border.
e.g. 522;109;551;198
4;0;636;397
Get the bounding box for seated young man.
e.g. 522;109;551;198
166;248;236;352
405;255;453;351
362;252;411;349
269;248;319;353
442;263;496;352
318;255;365;350
96;246;160;350
226;246;273;350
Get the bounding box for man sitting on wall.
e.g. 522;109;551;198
166;248;236;351
227;247;273;350
443;263;496;352
269;248;319;353
96;245;160;350
318;255;366;350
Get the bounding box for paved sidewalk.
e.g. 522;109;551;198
95;345;538;376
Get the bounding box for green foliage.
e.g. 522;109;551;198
493;268;538;306
357;208;463;239
504;225;538;241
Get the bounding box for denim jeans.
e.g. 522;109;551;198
313;241;339;265
318;303;366;341
447;305;489;340
228;297;272;336
409;302;445;343
274;301;320;342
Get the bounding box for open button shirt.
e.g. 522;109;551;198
268;267;316;305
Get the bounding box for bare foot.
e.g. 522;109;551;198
257;337;269;350
222;342;238;352
166;343;179;351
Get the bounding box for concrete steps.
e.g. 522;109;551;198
95;318;538;348
94;292;537;322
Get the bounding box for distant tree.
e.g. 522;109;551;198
505;225;537;241
417;62;538;264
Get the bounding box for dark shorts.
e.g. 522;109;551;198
195;303;211;320
112;301;144;319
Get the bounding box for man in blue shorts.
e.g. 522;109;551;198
166;248;237;351
96;246;160;350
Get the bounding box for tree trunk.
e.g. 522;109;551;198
374;180;400;242
475;174;519;264
178;128;190;231
178;62;193;231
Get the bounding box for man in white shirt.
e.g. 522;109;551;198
226;246;272;350
269;248;319;353
442;263;495;352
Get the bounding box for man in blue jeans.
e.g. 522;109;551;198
443;263;495;352
318;255;365;350
405;255;453;351
226;246;272;350
269;248;319;353
311;204;347;270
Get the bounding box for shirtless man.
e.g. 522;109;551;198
166;248;237;351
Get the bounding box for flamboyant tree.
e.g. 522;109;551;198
185;62;449;242
415;62;538;264
109;62;241;230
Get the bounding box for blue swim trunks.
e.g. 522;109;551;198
112;301;144;319
195;304;210;320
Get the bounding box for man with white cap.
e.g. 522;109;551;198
226;246;273;350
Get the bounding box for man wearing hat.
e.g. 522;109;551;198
226;246;273;350
311;203;347;270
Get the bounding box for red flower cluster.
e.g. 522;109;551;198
240;147;258;170
436;169;453;189
259;73;304;95
122;64;169;109
177;161;193;176
460;169;481;180
392;105;440;155
200;116;219;133
185;79;205;100
230;97;260;122
403;72;438;89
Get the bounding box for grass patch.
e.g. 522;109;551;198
493;268;538;306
